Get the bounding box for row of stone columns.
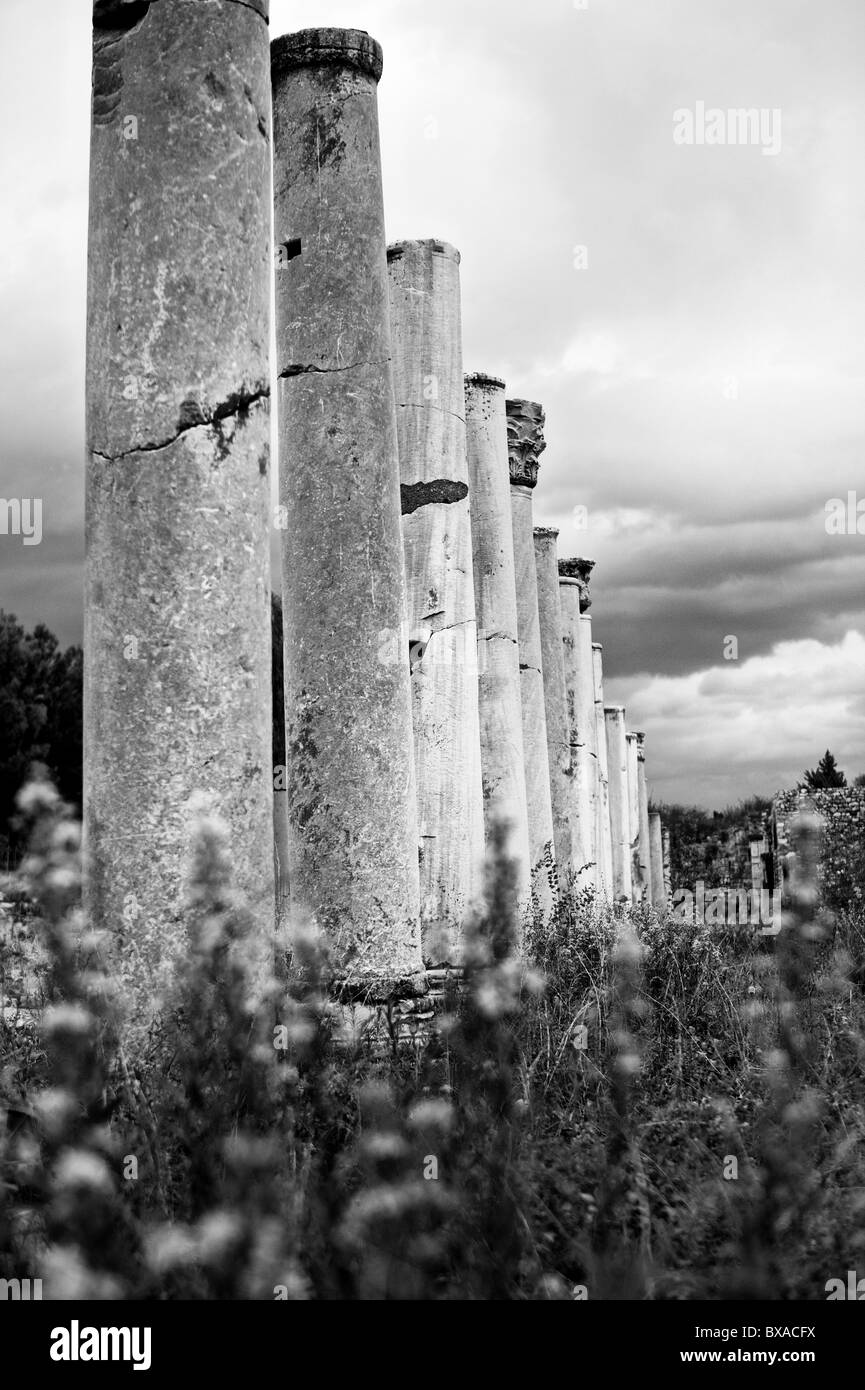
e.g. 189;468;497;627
84;16;669;1025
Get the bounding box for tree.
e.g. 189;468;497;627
801;750;847;790
0;610;82;858
854;773;865;790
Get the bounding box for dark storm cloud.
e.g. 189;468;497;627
1;0;862;806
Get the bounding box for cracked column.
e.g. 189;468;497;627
508;401;555;904
85;0;275;1029
605;708;632;902
465;373;531;912
387;239;484;964
592;643;615;896
559;558;599;889
635;733;653;904
534;529;575;878
649;812;666;910
272;29;424;998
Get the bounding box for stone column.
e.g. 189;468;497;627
592;643;615;896
605;708;632;902
558;560;597;888
272;29;424;999
273;783;290;926
534;529;576;877
649;812;666;910
464;373;531;911
272;593;290;928
636;732;653;904
85;0;275;1031
508;401;555;905
750;838;766;896
663;825;672;902
387;239;484;965
626;732;642;902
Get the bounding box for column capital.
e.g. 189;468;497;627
506;398;546;488
465;371;505;390
272;28;383;82
388;238;460;265
559;556;595;612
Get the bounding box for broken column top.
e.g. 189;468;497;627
558;556;595;612
271;28;383;81
534;526;559;540
592;641;603;652
465;371;506;390
387;239;460;264
506;399;546;488
91;0;273;26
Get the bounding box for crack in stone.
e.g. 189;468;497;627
91;385;269;463
435;619;474;634
223;0;270;22
401;478;469;515
480;632;517;644
277;358;392;381
397;402;465;425
277;361;369;379
93;1;152;43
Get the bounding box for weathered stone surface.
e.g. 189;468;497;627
626;732;642;903
558;557;594;613
649;811;666;910
273;785;290;925
388;240;484;965
636;732;653;904
560;561;599;888
85;0;275;1032
534;530;575;876
507;399;547;489
465;373;531;912
605;708;633;902
272;28;424;999
769;787;865;910
663;825;672;902
507;402;555;905
592;643;615;895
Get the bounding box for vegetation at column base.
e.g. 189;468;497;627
1;778;864;1300
0;600;287;870
0;612;82;868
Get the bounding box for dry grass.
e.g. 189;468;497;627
1;782;864;1300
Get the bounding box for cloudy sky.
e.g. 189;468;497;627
0;0;862;807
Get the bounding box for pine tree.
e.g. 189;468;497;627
802;750;847;790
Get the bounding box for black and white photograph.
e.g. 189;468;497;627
0;0;863;1356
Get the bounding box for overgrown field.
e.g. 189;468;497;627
1;779;863;1300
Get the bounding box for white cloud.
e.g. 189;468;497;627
609;631;865;808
